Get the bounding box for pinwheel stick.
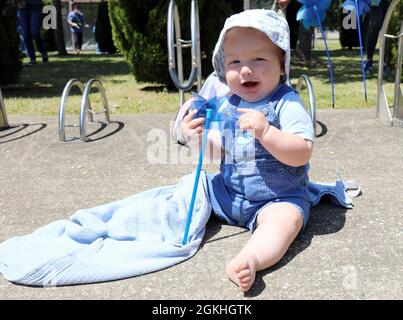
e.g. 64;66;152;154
313;5;335;108
355;0;368;102
182;108;214;245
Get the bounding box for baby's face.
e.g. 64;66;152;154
223;27;285;102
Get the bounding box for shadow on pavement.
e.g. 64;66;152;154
0;123;47;144
202;215;248;247
85;121;125;142
245;200;348;297
315;120;328;138
0;121;125;144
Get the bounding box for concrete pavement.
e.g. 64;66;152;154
0;108;401;299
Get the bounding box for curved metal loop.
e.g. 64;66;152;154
59;79;85;142
296;74;317;137
376;0;402;126
167;0;201;92
80;78;111;142
0;86;9;130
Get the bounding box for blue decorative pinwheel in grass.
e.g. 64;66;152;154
341;0;371;102
342;0;371;15
296;0;335;108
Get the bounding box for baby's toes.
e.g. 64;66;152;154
236;268;251;280
240;275;251;285
233;260;249;274
239;278;252;291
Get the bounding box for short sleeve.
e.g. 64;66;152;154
276;92;315;142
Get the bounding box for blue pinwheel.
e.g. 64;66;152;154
189;93;221;121
183;93;251;244
342;0;370;15
182;93;230;245
341;0;371;102
296;0;335;108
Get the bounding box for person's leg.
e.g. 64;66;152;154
17;26;27;57
225;203;303;292
72;32;78;53
29;8;48;62
19;9;36;63
77;32;83;53
365;5;384;66
285;1;301;50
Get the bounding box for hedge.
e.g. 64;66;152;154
385;1;402;71
0;1;22;85
108;0;243;87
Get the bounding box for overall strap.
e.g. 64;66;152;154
267;84;296;111
228;84;296;110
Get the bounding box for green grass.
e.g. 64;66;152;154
2;41;397;116
3;53;182;116
292;39;396;110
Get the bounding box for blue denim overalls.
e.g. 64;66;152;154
207;84;311;232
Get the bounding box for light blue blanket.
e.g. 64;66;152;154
0;172;211;286
0;171;358;286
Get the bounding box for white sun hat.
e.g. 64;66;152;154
212;9;290;84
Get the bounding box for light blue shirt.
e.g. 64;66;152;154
200;74;314;143
210;89;315;143
274;91;315;142
68;11;85;33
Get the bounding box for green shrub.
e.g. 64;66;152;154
109;0;242;87
95;1;117;53
0;1;22;85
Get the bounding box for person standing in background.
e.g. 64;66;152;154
364;0;392;74
277;0;302;50
277;0;312;61
17;0;48;66
67;3;88;54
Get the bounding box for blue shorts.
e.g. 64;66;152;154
207;173;311;233
248;197;311;233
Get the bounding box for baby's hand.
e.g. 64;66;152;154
181;109;205;146
237;108;270;141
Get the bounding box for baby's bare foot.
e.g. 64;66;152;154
225;253;257;292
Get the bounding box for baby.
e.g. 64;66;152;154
180;10;314;292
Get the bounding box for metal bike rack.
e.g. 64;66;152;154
376;0;403;127
167;0;202;107
59;78;110;142
59;79;85;142
296;74;317;136
0;87;9;130
80;78;111;142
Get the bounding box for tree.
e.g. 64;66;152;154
109;0;243;86
95;0;116;54
0;0;22;85
385;0;402;71
53;0;67;55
